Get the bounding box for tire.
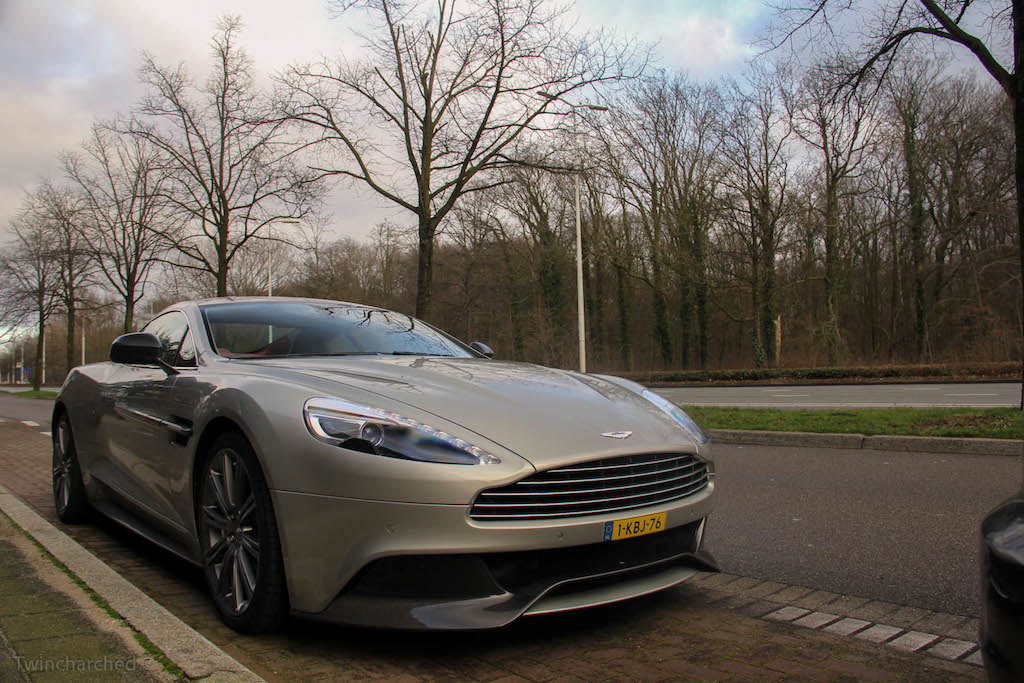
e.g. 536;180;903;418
196;431;288;633
52;412;90;523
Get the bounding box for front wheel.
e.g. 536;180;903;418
52;413;89;523
197;432;288;633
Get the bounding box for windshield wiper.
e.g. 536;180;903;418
230;352;376;359
384;351;456;356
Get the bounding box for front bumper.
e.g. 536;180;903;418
273;479;716;628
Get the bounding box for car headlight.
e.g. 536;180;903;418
303;397;500;465
641;389;709;445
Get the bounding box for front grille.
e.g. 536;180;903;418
471;452;709;520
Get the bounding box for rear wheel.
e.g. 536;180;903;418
52;413;89;523
197;432;288;633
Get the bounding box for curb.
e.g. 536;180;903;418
642;378;1018;388
0;484;264;682
709;429;1024;456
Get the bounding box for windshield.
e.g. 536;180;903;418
201;301;475;359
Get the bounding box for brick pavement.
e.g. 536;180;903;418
0;421;985;681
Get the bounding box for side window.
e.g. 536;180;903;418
142;312;191;367
177;330;197;367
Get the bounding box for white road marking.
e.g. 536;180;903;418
21;420;38;427
901;387;940;390
768;393;810;397
39;431;50;437
946;393;996;397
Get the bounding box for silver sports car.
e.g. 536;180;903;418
52;297;717;632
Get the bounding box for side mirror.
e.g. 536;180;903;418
469;341;494;359
110;332;162;366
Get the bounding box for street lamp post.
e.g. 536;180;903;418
539;93;607;374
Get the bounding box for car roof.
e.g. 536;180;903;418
160;296;384;316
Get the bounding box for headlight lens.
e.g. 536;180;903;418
641;389;709;445
303;397;500;465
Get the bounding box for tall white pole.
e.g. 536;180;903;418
573;111;587;374
267;223;273;297
41;331;45;385
574;173;586;374
20;346;24;384
81;328;85;366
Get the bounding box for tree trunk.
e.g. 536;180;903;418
34;306;45;391
751;258;765;368
650;252;672;366
904;113;928;362
415;214;436;320
216;223;229;297
678;273;692;368
124;279;136;334
824;179;840;367
496;237;526;361
65;297;75;376
760;232;777;367
693;219;709;369
615;264;632;369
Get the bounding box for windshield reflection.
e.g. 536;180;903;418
201;302;475;359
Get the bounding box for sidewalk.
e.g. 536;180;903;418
0;511;170;682
0;420;987;681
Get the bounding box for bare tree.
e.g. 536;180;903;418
27;181;94;376
767;0;1024;400
0;262;32;348
281;0;639;319
785;63;878;366
721;64;793;366
64;125;172;333
884;57;945;360
127;16;320;296
3;215;61;389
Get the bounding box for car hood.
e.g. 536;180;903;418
248;356;699;468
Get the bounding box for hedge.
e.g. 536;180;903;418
616;362;1021;385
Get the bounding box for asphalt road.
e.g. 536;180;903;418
705;443;1023;617
658;382;1021;408
0;394;53;430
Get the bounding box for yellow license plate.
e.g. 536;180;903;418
603;512;666;541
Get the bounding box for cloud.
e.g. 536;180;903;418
0;0;773;249
574;0;765;77
659;14;757;76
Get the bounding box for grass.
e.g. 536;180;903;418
684;405;1024;440
0;509;186;680
0;389;59;399
620;361;1020;385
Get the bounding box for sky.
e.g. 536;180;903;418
0;0;770;244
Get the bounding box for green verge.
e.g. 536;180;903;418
0;390;59;399
620;361;1019;384
0;509;186;680
684;405;1024;440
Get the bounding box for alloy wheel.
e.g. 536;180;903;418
200;448;262;615
52;419;73;513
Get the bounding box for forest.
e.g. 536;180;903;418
1;1;1019;385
